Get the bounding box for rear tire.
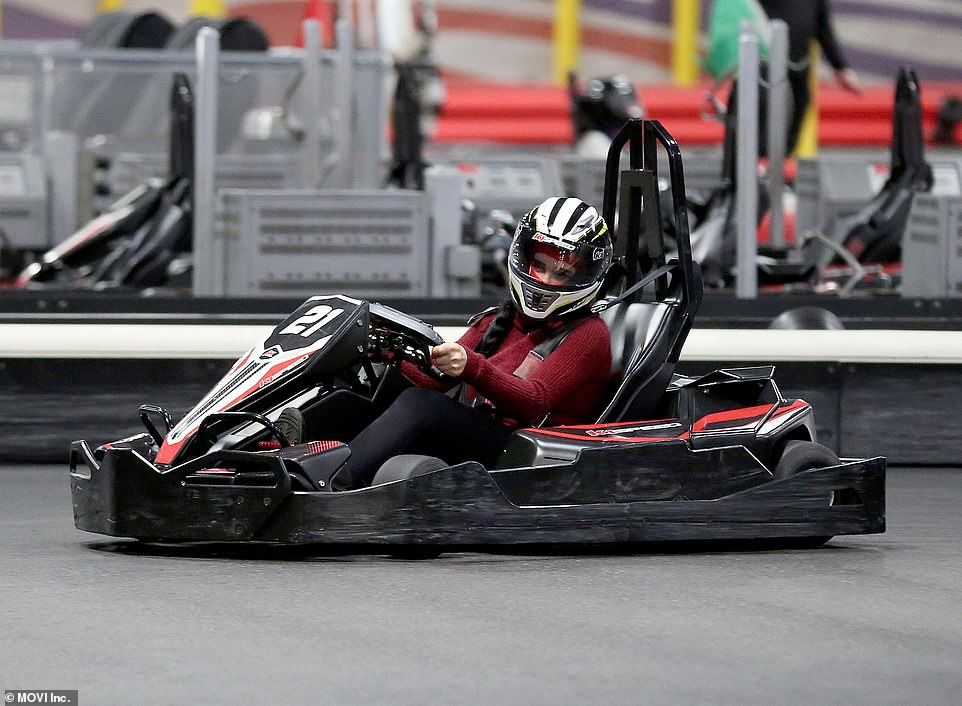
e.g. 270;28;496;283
773;440;840;480
773;441;841;547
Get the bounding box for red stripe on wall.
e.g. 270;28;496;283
436;6;671;65
231;2;672;66
581;26;670;65
436;7;554;40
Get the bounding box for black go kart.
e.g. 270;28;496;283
69;120;885;553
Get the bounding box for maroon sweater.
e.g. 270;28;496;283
404;312;612;427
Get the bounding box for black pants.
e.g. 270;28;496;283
785;67;811;155
337;387;516;489
751;65;810;157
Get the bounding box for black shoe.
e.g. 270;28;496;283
275;407;305;446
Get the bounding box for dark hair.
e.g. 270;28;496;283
474;299;516;357
473;297;594;357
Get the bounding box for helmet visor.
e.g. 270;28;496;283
511;235;609;290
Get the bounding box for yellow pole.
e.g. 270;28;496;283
671;0;700;87
97;0;126;11
553;0;581;86
190;0;228;17
795;43;820;157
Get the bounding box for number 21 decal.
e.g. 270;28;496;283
279;305;344;338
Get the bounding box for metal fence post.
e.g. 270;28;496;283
767;19;789;250
736;26;759;298
192;26;220;296
302;19;324;189
332;18;355;188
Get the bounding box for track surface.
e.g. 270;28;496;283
2;465;960;705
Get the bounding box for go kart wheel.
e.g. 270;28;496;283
774;440;842;548
373;455;448;559
774;440;840;480
371;454;447;485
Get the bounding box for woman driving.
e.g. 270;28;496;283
278;196;615;489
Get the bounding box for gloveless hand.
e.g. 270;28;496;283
430;342;467;377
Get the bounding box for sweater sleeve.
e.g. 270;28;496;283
460;316;611;423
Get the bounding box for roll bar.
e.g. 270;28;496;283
601;118;700;308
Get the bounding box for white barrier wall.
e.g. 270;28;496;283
5;323;962;364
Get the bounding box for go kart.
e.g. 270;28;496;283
68;120;885;552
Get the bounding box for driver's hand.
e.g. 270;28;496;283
430;342;467;377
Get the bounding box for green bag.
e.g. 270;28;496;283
703;0;771;79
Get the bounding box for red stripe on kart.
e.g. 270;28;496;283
692;404;774;433
761;400;810;426
543;418;678;430
207;357;307;415
766;400;806;417
308;440;343;453
156;356;310;465
231;349;254;372
253;356;308;391
692;400;808;433
530;427;689;443
155;439;183;465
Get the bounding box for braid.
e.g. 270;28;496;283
474;299;517;357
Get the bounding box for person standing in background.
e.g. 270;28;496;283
758;0;861;152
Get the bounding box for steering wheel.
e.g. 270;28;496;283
366;303;455;383
367;324;455;383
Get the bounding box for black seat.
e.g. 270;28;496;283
585;119;703;423
831;67;933;265
594;264;701;423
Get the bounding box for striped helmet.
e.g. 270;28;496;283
508;197;612;319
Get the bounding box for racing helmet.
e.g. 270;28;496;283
508;197;613;319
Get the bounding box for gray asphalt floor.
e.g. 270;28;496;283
1;464;960;705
